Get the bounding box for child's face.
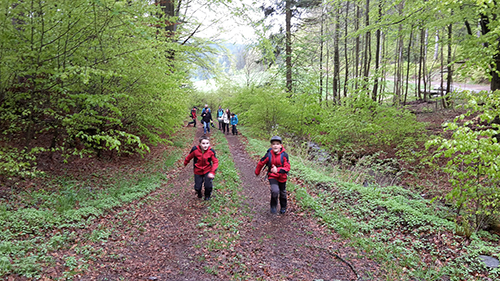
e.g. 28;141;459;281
200;139;210;151
271;141;282;153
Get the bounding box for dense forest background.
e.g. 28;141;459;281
1;0;500;279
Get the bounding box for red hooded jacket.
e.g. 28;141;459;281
184;145;219;175
255;147;290;183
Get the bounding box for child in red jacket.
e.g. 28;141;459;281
255;136;291;214
184;136;219;200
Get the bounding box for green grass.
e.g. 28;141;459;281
0;128;195;278
243;134;500;280
192;132;257;279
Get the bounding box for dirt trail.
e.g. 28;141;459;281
224;132;378;281
78;125;377;280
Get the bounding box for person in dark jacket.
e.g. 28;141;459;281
255;136;291;214
184;135;219;200
187;106;197;127
201;108;213;134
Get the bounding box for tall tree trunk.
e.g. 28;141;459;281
434;31;439;60
372;0;382;102
492;52;500;91
394;24;403;106
326;43;330;107
380;31;387;102
446;21;453;107
354;4;360;89
333;7;340;104
158;0;178;60
418;28;424;100
319;9;324;105
480;15;500;91
363;0;371;91
286;0;293;93
423;29;429;101
404;27;414;106
344;1;350;98
440;29;445;109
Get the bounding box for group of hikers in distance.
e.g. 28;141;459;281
187;104;238;136
183;106;291;214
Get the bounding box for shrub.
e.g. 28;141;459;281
426;90;500;233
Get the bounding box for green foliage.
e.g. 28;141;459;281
225;85;290;137
0;0;192;177
0;146;44;178
426;90;500;232
0;166;170;277
316;94;425;152
244;134;500;280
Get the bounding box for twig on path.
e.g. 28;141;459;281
305;244;359;280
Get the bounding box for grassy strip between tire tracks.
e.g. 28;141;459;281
193;131;252;279
240;127;500;281
0;129;195;279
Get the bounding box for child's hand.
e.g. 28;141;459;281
208;173;215;179
271;165;278;174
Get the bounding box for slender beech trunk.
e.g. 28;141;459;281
434;31;439;60
363;0;371;91
344;1;350;98
319;10;324;105
440;29;445;109
372;0;382;102
394;24;403;106
333;7;340;104
404;27;414;106
326;44;330;107
446;21;453;107
285;0;292;94
354;4;360;89
418;28;424;100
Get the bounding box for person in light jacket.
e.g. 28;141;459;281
222;109;231;135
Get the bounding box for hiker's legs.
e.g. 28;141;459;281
278;181;287;210
203;121;209;134
203;173;213;199
269;179;279;212
194;174;204;198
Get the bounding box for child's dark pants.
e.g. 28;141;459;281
232;125;238;135
194;173;213;198
188;118;196;127
268;179;287;209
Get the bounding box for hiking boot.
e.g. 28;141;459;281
196;190;202;198
280;208;286;214
270;206;277;214
204;196;211;201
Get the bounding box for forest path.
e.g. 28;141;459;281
77;124;377;280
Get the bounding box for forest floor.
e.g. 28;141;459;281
2;88;496;280
68;124;379;280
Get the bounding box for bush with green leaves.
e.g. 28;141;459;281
315;94;425;152
0;0;191;176
426;90;500;233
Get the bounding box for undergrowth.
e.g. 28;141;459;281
243;131;500;281
0;129;193;278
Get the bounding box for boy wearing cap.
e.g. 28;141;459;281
255;136;291;214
